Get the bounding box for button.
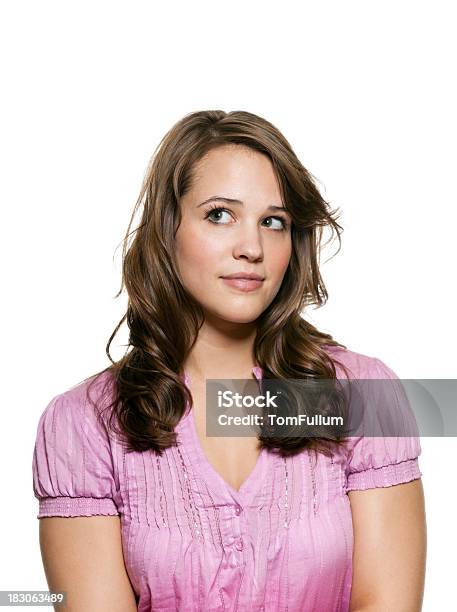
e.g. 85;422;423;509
235;505;242;516
235;538;244;551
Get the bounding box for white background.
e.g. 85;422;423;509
1;1;455;609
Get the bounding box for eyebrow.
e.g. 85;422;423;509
197;195;289;213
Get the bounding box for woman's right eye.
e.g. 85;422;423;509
204;206;233;224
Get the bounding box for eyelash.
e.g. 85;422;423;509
203;205;290;231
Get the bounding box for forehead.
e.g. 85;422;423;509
188;145;283;202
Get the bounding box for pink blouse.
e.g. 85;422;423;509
32;345;422;611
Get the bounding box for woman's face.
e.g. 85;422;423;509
175;144;292;325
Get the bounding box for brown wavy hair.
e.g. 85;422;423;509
84;109;353;459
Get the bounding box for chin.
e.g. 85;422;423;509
206;307;262;325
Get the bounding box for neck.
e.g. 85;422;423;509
183;318;258;380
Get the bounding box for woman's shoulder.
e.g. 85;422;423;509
322;343;397;379
37;369;117;432
32;369;121;518
64;369;116;407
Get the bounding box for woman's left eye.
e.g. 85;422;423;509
204;207;288;231
264;216;288;230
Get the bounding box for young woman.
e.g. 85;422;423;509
32;110;426;611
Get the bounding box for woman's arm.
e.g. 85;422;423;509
348;479;427;611
39;515;138;612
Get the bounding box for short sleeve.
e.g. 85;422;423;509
345;357;423;492
32;384;120;518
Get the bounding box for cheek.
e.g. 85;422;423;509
175;226;224;271
269;240;292;277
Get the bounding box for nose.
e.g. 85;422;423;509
232;221;264;262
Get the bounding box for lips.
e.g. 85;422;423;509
220;274;265;292
221;273;265;281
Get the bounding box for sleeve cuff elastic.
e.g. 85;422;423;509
346;458;422;492
37;496;119;518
